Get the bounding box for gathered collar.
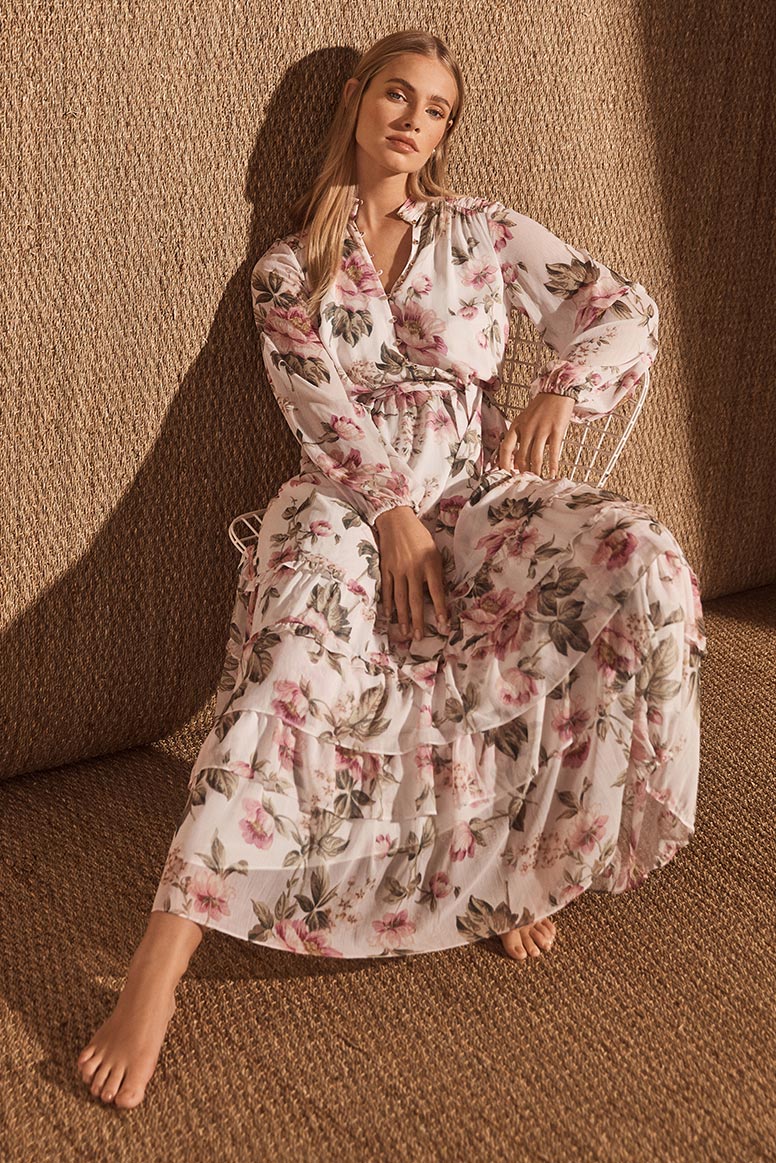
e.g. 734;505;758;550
349;188;428;225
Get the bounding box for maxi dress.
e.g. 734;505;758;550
151;191;707;958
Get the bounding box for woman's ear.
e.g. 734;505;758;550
342;76;358;105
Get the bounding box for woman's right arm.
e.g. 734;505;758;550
251;240;425;526
251;240;449;640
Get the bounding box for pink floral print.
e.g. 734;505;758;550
151;190;705;958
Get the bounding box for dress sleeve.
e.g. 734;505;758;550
484;200;659;422
250;239;426;525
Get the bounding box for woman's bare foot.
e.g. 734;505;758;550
76;912;205;1109
499;917;557;962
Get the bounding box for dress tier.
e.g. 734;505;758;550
151;192;706;957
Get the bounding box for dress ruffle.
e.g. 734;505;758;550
218;468;701;756
153;544;701;957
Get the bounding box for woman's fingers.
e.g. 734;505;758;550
381;568;394;621
409;571;427;641
499;427;517;471
394;575;411;635
426;563;450;634
548;428;563;478
529;432;547;474
515;428;533;472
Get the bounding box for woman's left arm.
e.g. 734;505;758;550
484;200;659;476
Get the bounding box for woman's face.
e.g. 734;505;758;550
345;52;457;177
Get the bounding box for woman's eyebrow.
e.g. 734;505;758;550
383;77;452;110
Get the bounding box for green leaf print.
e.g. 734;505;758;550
548;599;593;656
321;302;374;346
456;895;518;942
321;683;392;742
483;716;530;760
246;628;282;683
197;766;240;800
248;899;275;943
195;832;225;875
268;347;331;386
333;765;374;819
507;780;537;832
437;681;479;730
213;710;244;745
309;580;352;641
376;341;411;376
635;634;682;702
251;267;297;315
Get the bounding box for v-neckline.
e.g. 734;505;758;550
350;195;427;301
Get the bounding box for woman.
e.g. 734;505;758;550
76;29;706;1108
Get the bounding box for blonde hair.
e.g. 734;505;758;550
290;30;466;320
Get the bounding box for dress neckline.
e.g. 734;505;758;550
348;188;428;225
349;190;429;298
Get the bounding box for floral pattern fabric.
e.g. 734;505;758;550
151;191;706;958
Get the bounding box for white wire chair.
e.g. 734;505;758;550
498;309;651;489
228;313;650;556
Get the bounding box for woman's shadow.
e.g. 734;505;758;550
4;48;384;1100
5;47;359;784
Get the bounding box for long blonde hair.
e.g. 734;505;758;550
290;30;466;320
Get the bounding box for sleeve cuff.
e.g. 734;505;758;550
363;494;421;527
530;359;589;402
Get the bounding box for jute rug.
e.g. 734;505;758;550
1;584;773;1162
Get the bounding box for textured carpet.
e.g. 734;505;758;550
1;584;773;1162
4;0;775;781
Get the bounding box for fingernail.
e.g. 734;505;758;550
414;629;422;641
401;623;410;635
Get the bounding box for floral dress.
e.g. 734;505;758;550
151;190;707;958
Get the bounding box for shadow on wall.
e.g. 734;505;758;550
3;47;360;781
636;4;776;592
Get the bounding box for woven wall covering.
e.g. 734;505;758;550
2;0;774;779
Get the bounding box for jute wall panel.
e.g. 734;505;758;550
3;0;774;779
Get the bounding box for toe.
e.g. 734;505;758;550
80;1054;103;1084
522;930;541;956
536;920;555;948
90;1060;114;1097
114;1081;146;1109
500;932;526;960
101;1064;126;1104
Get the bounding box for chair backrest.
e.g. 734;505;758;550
228;315;650;556
497;310;651;489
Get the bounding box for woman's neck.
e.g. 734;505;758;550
353;169;409;231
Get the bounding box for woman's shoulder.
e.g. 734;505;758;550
251;232;304;283
435;191;517;217
429;192;526;237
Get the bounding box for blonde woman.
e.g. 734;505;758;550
77;29;706;1109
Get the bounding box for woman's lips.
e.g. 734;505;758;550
386;137;417;152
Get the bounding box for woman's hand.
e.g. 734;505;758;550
498;392;576;477
373;506;450;641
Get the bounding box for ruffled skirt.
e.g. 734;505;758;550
151;466;707;958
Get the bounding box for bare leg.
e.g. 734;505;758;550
500;917;557;962
76;911;206;1108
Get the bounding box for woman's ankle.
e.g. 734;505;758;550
131;912;204;979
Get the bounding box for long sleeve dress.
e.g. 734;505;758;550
151;190;707;958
